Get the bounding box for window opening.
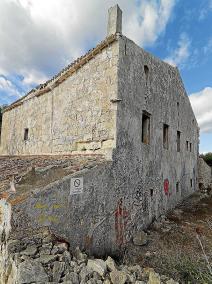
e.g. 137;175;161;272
163;124;169;150
24;128;29;141
142;112;151;145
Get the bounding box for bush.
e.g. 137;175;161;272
200;152;212;167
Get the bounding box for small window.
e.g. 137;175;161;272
144;65;149;82
190;179;193;188
176;182;179;193
150;188;154;197
24;128;29;141
190;143;192;152
163;124;169;150
177;131;181;152
124;43;127;55
186;141;189;151
142;112;151;145
177;102;179;116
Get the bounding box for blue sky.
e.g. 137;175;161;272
0;0;211;153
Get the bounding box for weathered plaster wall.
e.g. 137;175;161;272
114;36;199;224
1;41;119;156
198;158;212;190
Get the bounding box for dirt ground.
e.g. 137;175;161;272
125;191;212;283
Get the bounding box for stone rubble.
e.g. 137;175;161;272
1;228;179;284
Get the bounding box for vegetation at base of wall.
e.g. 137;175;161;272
200;152;212;167
148;251;212;283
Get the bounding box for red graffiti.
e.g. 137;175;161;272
115;199;129;246
164;179;169;195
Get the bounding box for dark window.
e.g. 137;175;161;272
190;142;192;152
163;124;169;150
150;188;154;197
176;182;179;193
190;179;193;188
177;131;181;152
144;65;149;82
186;141;189;151
24;128;29;141
142;112;151;145
177;102;179;115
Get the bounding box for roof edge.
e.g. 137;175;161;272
4;33;118;113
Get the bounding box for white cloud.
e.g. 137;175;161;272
199;0;212;20
125;0;176;46
189;87;212;133
0;76;23;99
22;69;48;86
0;0;176;90
203;38;212;55
164;33;191;67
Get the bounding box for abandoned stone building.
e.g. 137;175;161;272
0;5;199;257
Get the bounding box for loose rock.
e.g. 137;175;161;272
17;260;49;283
87;259;107;277
105;256;117;272
110;270;128;284
133;231;148;246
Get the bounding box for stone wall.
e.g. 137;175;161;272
0;199;11;283
114;36;199;223
0;40;119;156
4;35;199;257
198;157;212;190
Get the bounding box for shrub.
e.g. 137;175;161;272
200;152;212;167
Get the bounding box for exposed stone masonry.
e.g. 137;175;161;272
1;37;119;156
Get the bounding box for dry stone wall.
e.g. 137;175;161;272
1;41;119;156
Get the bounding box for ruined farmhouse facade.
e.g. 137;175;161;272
0;6;199;255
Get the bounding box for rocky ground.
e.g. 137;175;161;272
3;227;177;284
124;190;212;283
2;191;212;284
